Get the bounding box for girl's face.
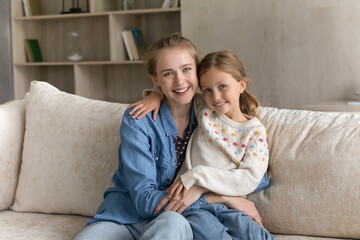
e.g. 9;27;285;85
151;47;198;108
200;67;247;120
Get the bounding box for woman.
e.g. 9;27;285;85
75;33;263;240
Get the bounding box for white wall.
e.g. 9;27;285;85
181;0;360;109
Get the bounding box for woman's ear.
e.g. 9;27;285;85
150;74;160;86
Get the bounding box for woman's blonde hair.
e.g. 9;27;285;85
144;32;199;76
197;50;260;118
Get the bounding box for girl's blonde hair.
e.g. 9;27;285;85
144;32;199;77
197;50;260;118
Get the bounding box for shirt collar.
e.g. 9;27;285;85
159;100;198;137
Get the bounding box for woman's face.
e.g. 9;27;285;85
151;47;198;108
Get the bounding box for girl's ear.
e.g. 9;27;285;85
239;78;247;93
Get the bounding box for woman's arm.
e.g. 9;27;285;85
117;110;168;218
154;184;207;215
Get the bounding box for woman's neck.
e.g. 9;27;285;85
168;102;192;138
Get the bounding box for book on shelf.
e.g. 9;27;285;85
122;29;147;61
122;30;134;61
127;31;139;60
24;39;43;62
22;0;42;16
162;0;179;8
131;29;146;60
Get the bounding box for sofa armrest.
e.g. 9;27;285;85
0;99;26;210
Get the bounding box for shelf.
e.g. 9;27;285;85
14;61;145;66
13;8;180;21
302;100;360;112
11;0;181;102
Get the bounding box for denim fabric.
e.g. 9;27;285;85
253;170;271;193
87;100;197;225
183;195;274;240
75;211;193;240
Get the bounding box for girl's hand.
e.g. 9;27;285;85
167;179;187;200
154;185;207;215
128;91;162;120
205;193;263;227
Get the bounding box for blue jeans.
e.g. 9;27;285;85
74;211;193;240
182;195;274;240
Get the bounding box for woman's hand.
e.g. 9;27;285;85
128;91;162;120
167;179;187;200
154;185;207;215
205;193;263;227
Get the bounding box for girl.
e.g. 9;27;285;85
131;50;273;239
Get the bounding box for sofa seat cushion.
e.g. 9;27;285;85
248;107;360;239
0;210;348;240
11;81;129;217
273;235;349;240
0;210;87;240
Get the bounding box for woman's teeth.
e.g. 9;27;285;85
174;87;189;93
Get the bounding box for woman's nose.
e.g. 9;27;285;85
175;72;185;84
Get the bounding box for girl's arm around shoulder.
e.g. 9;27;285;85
127;91;163;121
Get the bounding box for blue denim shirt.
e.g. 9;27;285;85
88;100;198;225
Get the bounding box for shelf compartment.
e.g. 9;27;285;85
75;64;152;103
13;15;110;63
110;11;181;61
13;65;75;99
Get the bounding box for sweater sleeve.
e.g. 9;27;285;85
180;124;269;196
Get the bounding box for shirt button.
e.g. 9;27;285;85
155;157;158;161
173;159;176;162
199;201;203;205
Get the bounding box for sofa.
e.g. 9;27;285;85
0;81;359;240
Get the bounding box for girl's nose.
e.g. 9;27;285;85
212;90;221;101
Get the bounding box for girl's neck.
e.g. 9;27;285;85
225;108;248;123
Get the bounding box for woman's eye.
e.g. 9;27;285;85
219;84;226;90
163;72;172;77
184;67;192;72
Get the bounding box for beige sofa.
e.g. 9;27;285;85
0;81;359;240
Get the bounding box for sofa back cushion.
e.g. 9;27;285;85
0;100;26;210
12;81;128;217
248;107;360;239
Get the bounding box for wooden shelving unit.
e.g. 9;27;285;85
11;0;181;103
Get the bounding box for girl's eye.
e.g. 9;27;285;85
203;88;211;93
219;84;226;90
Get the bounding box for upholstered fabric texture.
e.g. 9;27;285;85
248;107;360;239
0;99;26;210
12;81;128;217
0;210;345;240
0;210;87;240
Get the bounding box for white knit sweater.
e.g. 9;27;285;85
178;105;269;196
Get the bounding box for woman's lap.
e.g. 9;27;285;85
74;211;193;240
